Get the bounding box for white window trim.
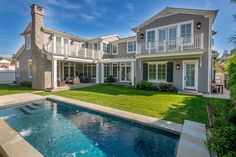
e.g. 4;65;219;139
83;63;96;78
111;63;118;78
26;34;31;50
104;63;111;78
28;59;32;78
127;40;136;53
120;62;132;82
145;20;194;44
147;62;167;83
112;43;118;55
182;60;199;91
91;64;96;78
16;61;20;77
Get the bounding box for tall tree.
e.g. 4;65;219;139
230;0;236;44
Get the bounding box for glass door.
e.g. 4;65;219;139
184;62;197;90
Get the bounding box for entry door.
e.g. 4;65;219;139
184;61;198;90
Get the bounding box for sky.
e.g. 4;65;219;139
0;0;235;57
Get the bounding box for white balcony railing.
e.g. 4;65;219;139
44;40;100;59
137;34;204;54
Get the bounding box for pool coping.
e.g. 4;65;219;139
0;119;44;157
46;95;183;135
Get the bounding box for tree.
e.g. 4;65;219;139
229;0;236;44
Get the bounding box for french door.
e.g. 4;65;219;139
183;61;198;90
120;63;131;82
158;27;177;51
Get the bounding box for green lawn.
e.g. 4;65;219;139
0;84;34;96
40;85;210;124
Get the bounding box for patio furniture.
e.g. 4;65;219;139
57;79;66;87
66;77;80;85
72;77;80;85
216;84;224;94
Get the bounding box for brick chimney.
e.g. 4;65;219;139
31;4;44;49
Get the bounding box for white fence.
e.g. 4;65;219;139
0;70;15;84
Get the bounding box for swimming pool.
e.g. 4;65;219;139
0;100;179;157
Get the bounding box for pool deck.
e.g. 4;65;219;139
0;93;211;157
0;93;44;108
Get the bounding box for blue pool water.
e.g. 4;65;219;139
0;100;179;157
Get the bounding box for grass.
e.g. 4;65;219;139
0;84;34;96
40;84;210;124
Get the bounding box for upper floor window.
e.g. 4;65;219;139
147;30;155;43
181;23;192;44
28;59;32;78
94;43;98;50
26;34;31;49
112;44;118;55
127;41;136;53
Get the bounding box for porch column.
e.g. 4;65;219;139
131;61;135;85
52;59;57;89
96;63;99;83
101;63;104;83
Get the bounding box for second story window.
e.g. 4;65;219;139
112;44;118;55
147;30;155;43
26;34;31;49
127;41;136;53
56;37;61;53
181;23;192;44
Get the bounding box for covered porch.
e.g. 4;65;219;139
51;55;99;89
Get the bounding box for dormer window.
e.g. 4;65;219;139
26;34;31;49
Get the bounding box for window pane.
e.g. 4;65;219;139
88;65;91;77
133;41;136;51
107;44;111;54
112;64;118;77
159;29;166;42
104;64;110;77
112;45;117;54
92;65;96;77
103;43;107;53
84;64;88;77
148;64;156;80
169;27;177;40
147;31;155;43
128;41;134;52
126;66;131;81
181;23;192;44
70;64;75;77
121;65;125;81
158;64;166;81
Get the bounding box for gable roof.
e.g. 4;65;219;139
14;45;25;58
132;7;218;32
20;23;31;35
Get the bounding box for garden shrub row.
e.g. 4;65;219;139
136;81;177;92
207;52;236;157
19;81;32;88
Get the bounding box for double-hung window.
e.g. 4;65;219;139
148;63;167;82
181;23;192;44
127;41;136;53
28;59;32;78
26;34;31;49
84;64;96;78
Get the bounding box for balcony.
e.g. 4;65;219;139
44;40;100;59
137;34;204;55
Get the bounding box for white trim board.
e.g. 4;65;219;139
182;60;199;91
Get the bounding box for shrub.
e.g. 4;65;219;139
226;52;236;104
207;103;236;157
20;81;32;88
158;83;177;92
137;81;155;90
105;75;116;83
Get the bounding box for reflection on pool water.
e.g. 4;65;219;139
0;100;179;157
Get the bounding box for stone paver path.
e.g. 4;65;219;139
0;93;44;108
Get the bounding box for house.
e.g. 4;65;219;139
14;4;218;94
0;59;15;70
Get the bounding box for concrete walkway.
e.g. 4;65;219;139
203;88;230;99
176;120;210;157
0;93;44;108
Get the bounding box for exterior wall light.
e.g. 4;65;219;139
176;64;180;70
197;22;202;30
140;33;144;39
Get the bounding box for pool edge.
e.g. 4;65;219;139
46;95;183;135
0;119;44;157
